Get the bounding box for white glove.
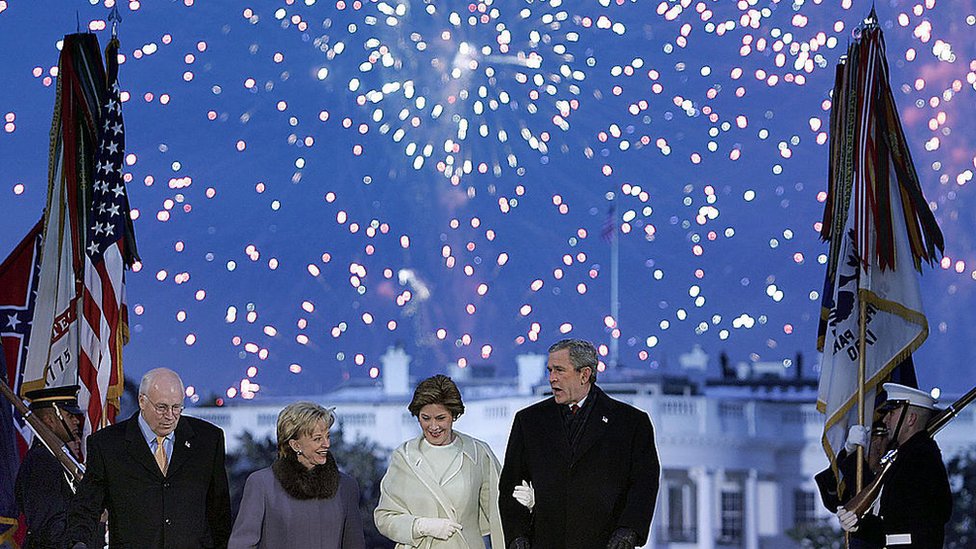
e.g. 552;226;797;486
844;425;869;453
414;517;462;540
836;506;859;532
513;480;535;511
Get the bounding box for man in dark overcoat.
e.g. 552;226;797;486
66;368;231;549
836;383;952;548
499;338;660;549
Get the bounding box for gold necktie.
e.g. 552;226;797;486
154;436;168;475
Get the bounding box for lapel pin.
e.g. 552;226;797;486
185;441;191;448
602;416;608;423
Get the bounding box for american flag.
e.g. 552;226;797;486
79;38;137;429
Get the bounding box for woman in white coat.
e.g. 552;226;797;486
375;375;505;549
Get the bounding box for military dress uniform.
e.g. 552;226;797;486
13;385;97;549
876;432;952;548
874;383;953;548
15;441;78;548
815;447;884;548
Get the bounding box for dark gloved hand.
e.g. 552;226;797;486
606;527;638;549
510;536;531;549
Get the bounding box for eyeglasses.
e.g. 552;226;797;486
142;395;185;416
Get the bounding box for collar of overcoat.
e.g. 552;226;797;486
123;412;197;479
540;384;614;469
399;432;483;521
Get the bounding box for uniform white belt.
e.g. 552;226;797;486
885;533;912;545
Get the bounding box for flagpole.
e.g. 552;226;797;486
854;5;880;496
856;294;867;493
609;196;619;369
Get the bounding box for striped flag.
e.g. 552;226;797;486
21;34;138;443
79;36;138;430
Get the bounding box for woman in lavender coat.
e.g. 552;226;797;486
228;402;366;549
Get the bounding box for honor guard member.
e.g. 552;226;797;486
13;385;90;549
837;383;952;548
817;420;888;548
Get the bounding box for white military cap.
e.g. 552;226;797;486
880;383;938;411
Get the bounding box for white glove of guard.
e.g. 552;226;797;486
836;506;859;533
513;480;535;511
844;425;869;453
414;517;462;540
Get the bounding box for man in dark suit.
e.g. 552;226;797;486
14;385;98;549
66;368;231;549
499;339;660;549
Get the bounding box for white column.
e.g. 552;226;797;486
745;469;759;549
691;467;715;549
516;353;546;395
380;346;411;396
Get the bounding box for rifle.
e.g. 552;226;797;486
0;380;85;483
846;385;976;516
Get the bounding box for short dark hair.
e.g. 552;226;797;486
548;338;598;383
408;375;465;419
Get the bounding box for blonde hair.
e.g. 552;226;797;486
276;401;335;459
